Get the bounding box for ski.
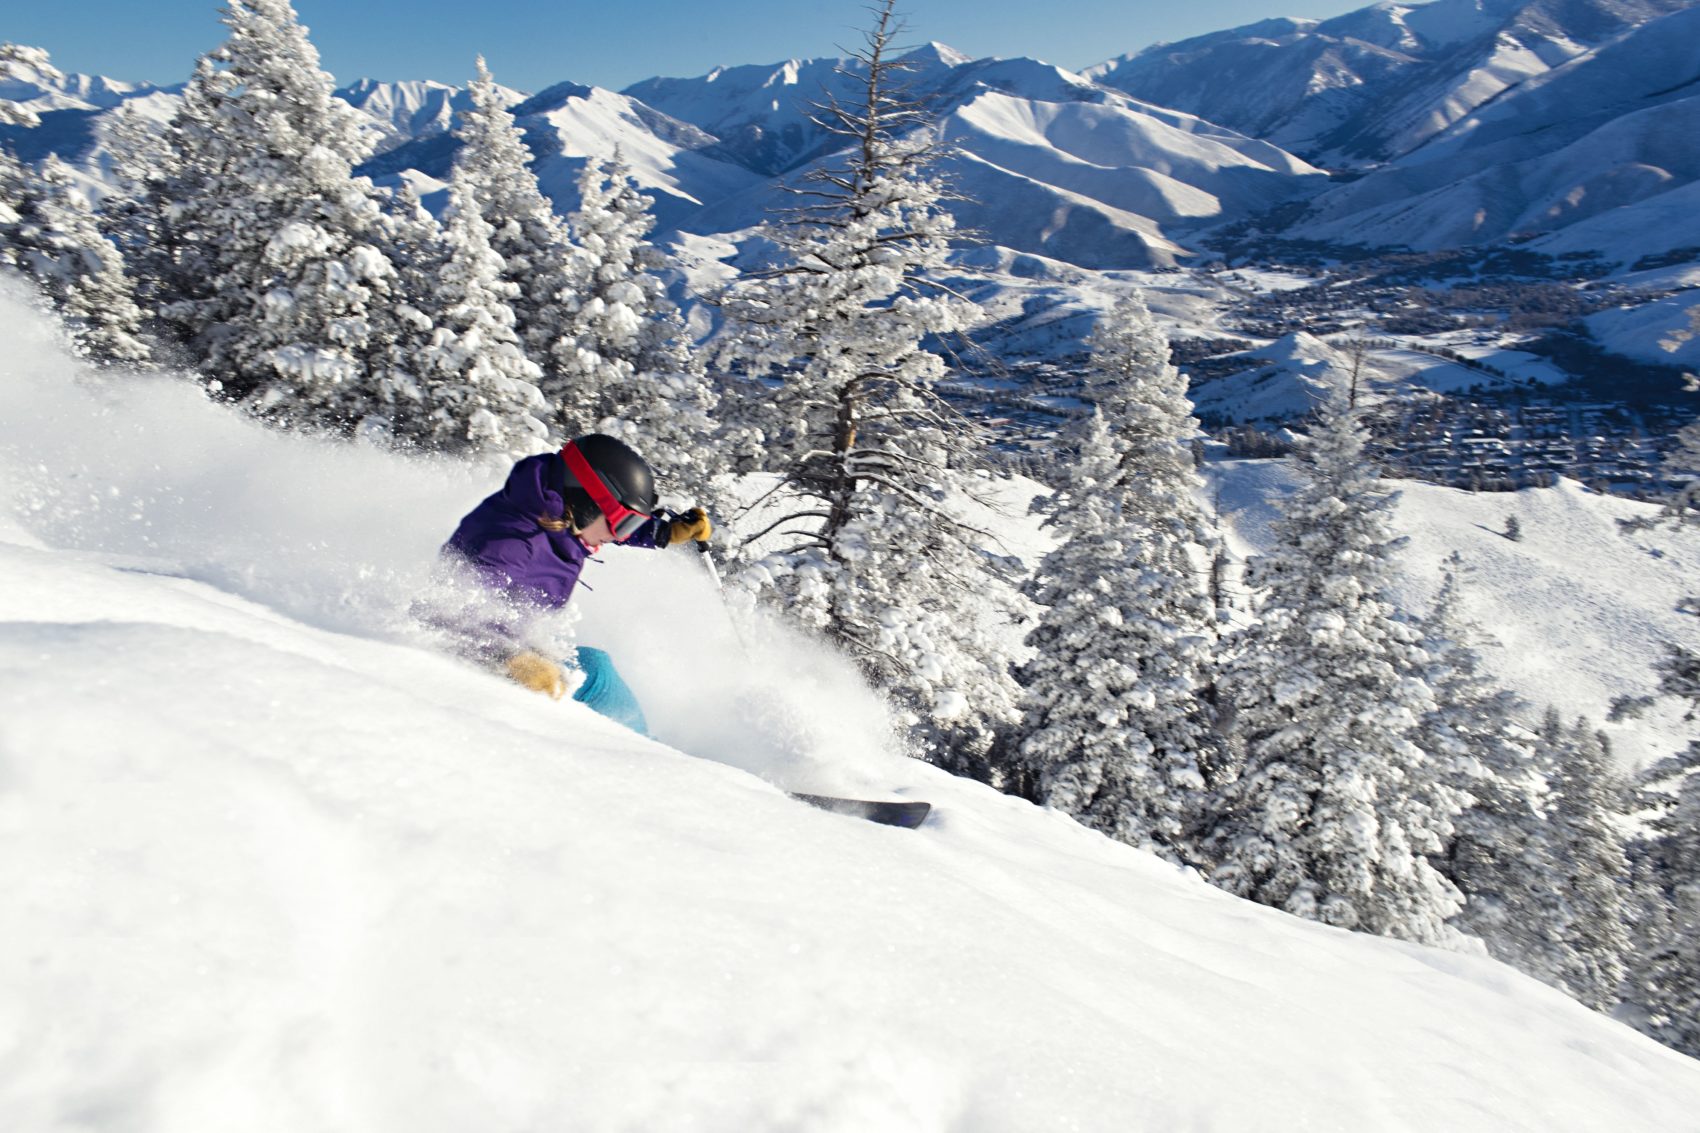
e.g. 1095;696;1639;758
789;793;932;829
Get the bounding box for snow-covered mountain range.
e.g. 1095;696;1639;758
4;0;1700;419
1286;1;1700;258
6;0;1699;269
336;77;518;154
1087;0;1693;166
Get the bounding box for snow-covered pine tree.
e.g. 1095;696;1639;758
1668;413;1700;523
0;155;152;365
401;176;550;458
98;103;192;347
353;182;446;443
151;0;402;431
450;58;578;375
0;145;35;284
715;0;1023;772
1204;379;1465;945
1537;712;1631;1011
554;151;719;506
1;48;50;296
0;149;22;226
1613;406;1700;1055
0;44;51;129
137;49;270;355
1;48;149;366
1422;563;1571;974
1015;292;1222;858
1623;704;1700;1055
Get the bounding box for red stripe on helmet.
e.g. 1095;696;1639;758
561;441;650;542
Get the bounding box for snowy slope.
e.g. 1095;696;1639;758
1178;329;1537;423
1187;331;1383;422
1084;14;1425;161
1528;178;1700;270
938;89;1318;218
1398;4;1700;171
1584;284;1700;368
6;283;1700;1127
1290;95;1700;251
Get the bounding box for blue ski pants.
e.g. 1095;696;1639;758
571;646;648;736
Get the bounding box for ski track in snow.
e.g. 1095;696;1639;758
3;286;1700;1128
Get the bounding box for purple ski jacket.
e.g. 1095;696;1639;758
445;451;664;610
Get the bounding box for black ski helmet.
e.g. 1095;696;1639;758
559;434;657;530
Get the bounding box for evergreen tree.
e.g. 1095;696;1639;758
1614;400;1700;1054
0;156;152;365
359;183;448;443
715;0;1022;771
450;57;578;373
1665;412;1700;523
557;151;717;503
0;150;22;230
1015;293;1222;858
0;44;51;129
1204;380;1465;945
1422;565;1562;972
99;103;191;345
1;147;35;282
1540;713;1630;1011
1624;728;1700;1056
0;45;48;255
555;152;719;505
152;0;403;431
402;178;550;458
1616;635;1700;1055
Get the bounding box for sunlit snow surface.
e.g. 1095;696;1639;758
3;282;1700;1130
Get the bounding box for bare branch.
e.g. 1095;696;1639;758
739;509;836;547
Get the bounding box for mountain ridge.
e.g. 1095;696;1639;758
7;2;1700;269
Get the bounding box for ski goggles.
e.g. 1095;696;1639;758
561;441;651;542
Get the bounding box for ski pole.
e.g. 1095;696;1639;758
692;538;752;657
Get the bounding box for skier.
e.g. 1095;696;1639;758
437;433;712;735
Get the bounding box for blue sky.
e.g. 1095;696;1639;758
8;0;1375;93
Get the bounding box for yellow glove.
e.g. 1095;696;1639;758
666;507;713;546
505;651;567;699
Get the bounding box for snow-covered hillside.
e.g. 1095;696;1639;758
1187;331;1379;422
5;278;1700;1126
1209;457;1700;769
